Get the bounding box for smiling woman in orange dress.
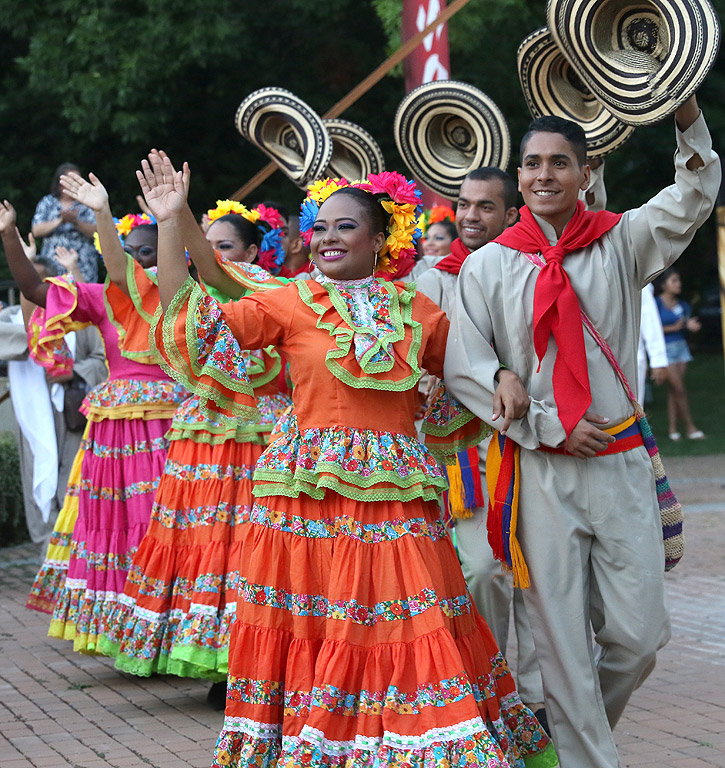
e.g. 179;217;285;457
142;153;557;768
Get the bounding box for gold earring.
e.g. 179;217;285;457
372;250;379;278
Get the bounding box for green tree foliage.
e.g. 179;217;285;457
0;0;723;302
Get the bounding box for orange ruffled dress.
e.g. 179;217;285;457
154;273;557;768
101;259;292;679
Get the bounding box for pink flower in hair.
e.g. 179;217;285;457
255;204;285;229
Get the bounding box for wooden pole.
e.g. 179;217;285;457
230;0;474;201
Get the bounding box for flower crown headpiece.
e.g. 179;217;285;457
298;172;423;274
419;204;455;236
207;200;286;274
94;212;156;255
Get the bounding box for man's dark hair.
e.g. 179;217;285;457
520;116;588;166
462;167;518;210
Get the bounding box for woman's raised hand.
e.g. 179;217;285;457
137;152;187;222
61;172;109;212
18;230;36;261
0;200;17;233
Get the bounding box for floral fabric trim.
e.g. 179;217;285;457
168;392;292;444
154;500;251;531
252;413;447;503
82;378;188;420
212;722;516;768
237;578;472;625
422;383;492;465
296;279;424;391
86;435;168;460
79;477;160;503
250;504;449;544
152;278;258;423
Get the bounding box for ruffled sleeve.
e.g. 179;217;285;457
103;253;160;363
27;276;98;377
207;251;289;300
152;276;289;423
422;382;492;463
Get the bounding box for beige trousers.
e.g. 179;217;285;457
518;446;670;768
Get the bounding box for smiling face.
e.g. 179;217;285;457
423;222;455;257
518;131;590;237
310;193;386;280
455;178;517;251
206;219;257;263
124;226;158;269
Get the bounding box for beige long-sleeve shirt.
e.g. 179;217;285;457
444;112;720;450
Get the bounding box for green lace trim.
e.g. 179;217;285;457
425;421;493;466
523;742;559;768
421;407;478;437
295;279;424;391
166;423;268;445
151;277;259;423
170;643;229;677
253;476;445;504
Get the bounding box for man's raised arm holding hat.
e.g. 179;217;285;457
443;95;720;768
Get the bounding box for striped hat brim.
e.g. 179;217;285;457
546;0;721;125
235;87;333;188
518;27;634;156
323;119;386;179
394;80;510;198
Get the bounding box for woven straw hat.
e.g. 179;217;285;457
518;27;634;156
323;119;386;179
394;80;510;198
235;87;333;188
547;0;720;125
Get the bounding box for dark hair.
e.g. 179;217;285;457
260;200;289;221
653;267;680;294
462;167;518;210
427;219;457;241
209;213;260;247
520;116;588;166
51;163;80;197
125;222;159;241
327;187;390;238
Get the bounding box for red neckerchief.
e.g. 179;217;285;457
278;262;312;278
494;201;622;437
378;253;416;281
433;238;470;275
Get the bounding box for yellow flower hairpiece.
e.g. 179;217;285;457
207;200;261;224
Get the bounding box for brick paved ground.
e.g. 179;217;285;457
1;455;723;768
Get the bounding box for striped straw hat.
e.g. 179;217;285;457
323;119;386;179
546;0;720;125
235;87;333;188
518;27;634;156
394;80;510;198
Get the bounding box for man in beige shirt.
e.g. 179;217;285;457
444;96;720;768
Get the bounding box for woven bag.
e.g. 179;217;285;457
580;313;684;570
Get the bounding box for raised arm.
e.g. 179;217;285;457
137;154;190;310
623;94;721;285
0;202;48;306
60;171;129;293
151;150;246;299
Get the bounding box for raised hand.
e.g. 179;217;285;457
149;149;191;197
17;230;36;260
55;246;79;270
61;172;109;213
137;153;187;222
0;200;17;233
